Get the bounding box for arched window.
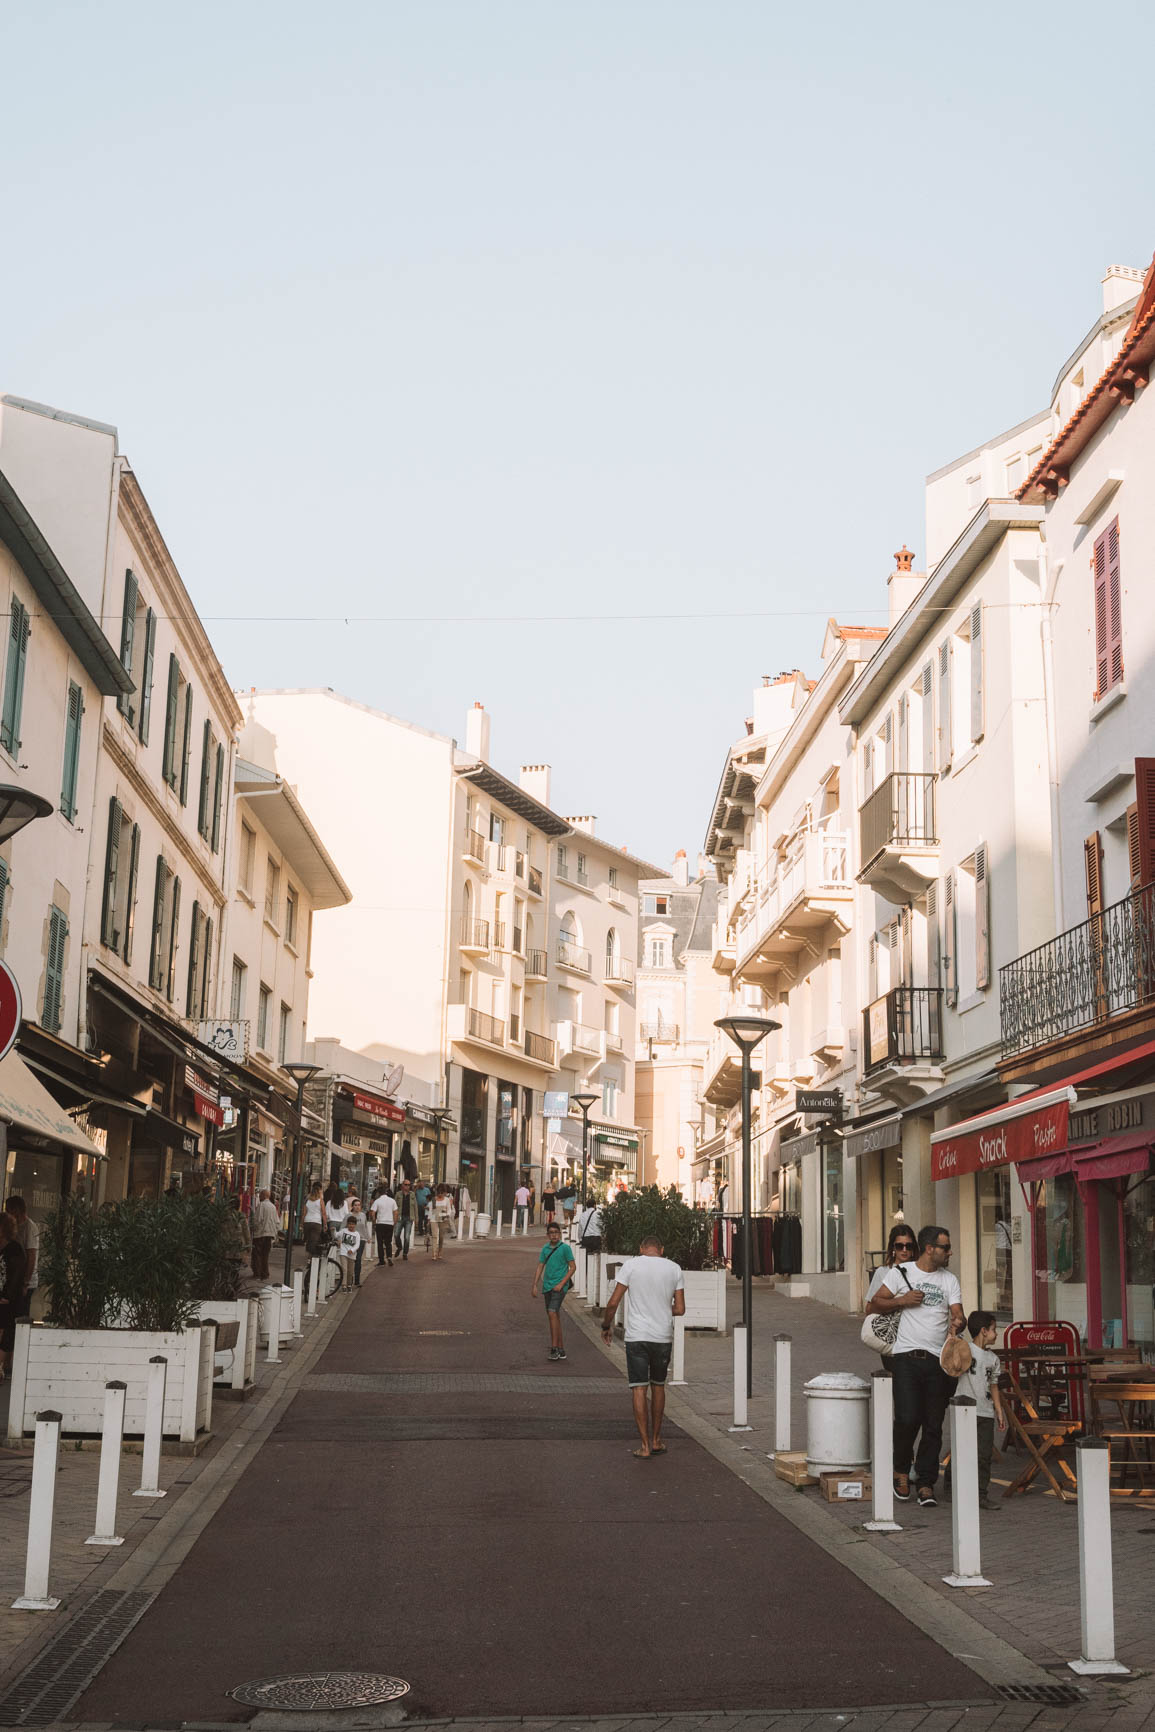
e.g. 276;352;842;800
605;928;619;973
560;913;577;944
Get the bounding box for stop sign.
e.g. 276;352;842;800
0;961;22;1064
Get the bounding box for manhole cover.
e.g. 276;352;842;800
229;1671;410;1710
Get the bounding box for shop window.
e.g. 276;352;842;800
496;1080;515;1159
1123;1173;1155;1357
461;1068;487;1150
1032;1174;1086;1334
976;1166;1013;1322
822;1141;844;1272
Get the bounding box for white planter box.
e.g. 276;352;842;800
7;1320;215;1445
192;1297;260;1392
681;1269;727;1332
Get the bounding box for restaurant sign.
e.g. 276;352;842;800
931;1094;1071;1181
351;1091;405;1123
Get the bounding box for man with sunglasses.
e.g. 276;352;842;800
868;1224;965;1509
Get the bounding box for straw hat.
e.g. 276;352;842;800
940;1333;973;1378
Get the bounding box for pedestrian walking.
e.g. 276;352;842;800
394;1179;417;1260
0;1212;27;1379
3;1195;38;1320
577;1199;603;1253
540;1180;557;1226
429;1185;456;1259
415;1178;432;1232
559;1181;577;1227
370;1188;397;1265
600;1237;685;1458
350;1198;371;1285
337;1216;361;1291
531;1222;576;1361
868;1223;965;1508
326;1188;349;1243
250;1189;280;1281
301;1182;325;1296
955;1309;1007;1510
865;1224;919;1376
514;1181;530;1229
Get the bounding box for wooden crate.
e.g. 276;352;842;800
820;1470;872;1503
773;1451;818;1487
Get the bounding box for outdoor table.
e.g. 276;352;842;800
996;1352;1098;1502
1088;1377;1155;1498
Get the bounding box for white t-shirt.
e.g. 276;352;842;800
371;1195;397;1224
616;1255;684;1344
303;1198;323;1224
866;1264;895;1303
579;1205;603;1241
326;1202;349;1232
514;1186;530;1207
957;1342;1001;1418
881;1261;963;1355
338;1228;361;1258
17;1217;40;1289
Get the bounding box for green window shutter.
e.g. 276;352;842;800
211;743;224;853
117;570;138;719
43;906;68;1034
100;796;123;949
166;875;181;1002
198;721;212;840
161;656;180;786
1;599;30;754
138;610;157;745
179;684;193;805
123;822;141;964
201;915;213;1020
149;856;167;991
186;900;202;1018
60;681;84;822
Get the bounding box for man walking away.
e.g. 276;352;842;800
250;1189;280;1282
514;1181;530;1231
395;1180;417;1260
868;1223;965;1508
370;1188;398;1266
577;1200;603;1253
601;1237;685;1458
532;1222;576;1361
415;1179;432;1232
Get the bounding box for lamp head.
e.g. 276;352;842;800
282;1061;322;1086
715;1014;780;1053
571;1091;598;1115
0;786;53;844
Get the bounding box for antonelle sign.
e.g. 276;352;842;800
797;1088;842;1118
930;1089;1075;1181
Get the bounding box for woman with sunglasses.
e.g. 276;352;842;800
865;1224;918;1376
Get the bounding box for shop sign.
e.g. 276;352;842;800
783;1130;821;1161
194;1092;224;1127
351;1090;405;1123
544;1090;569;1117
596;1132;638;1150
844;1116;902;1160
0;961;22;1064
931;1098;1070;1181
184;1065;219;1105
867;998;890;1068
341;1129;391;1154
797;1088;842;1119
199;1019;248;1063
1069;1096;1146;1143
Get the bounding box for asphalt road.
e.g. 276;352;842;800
75;1238;987;1723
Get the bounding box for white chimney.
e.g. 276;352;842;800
752;672;804;746
520;763;551;805
1102;264;1145;315
672;849;689;886
465;701;490;762
565;814;597;836
888;544;927;628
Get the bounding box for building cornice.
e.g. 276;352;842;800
103;718;227;909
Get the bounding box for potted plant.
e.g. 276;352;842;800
599;1186;727;1331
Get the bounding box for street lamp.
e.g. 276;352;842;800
572;1091;598;1207
282;1061;322;1289
715;1014;780;1396
0;786;53;844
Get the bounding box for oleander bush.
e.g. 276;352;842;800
599;1184;714;1270
41;1194;240;1331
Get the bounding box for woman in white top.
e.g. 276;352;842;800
300;1183;325;1295
326;1192;349;1241
866;1223;919;1303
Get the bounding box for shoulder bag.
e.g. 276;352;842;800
860;1264;913;1356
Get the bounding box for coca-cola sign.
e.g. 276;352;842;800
931;1099;1070;1181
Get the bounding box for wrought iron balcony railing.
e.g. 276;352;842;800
863;985;944;1072
605;954;635;986
1000;882;1155;1056
525;948;548;976
465;829;487;862
468;1007;505;1046
859;772;937;867
460;917;490;950
524;1029;556;1064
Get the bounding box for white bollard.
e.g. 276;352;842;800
307;1257;319;1317
13;1410;63;1609
469;1209;476;1240
134;1357;168;1500
670;1312;686;1386
317;1256;330;1304
87;1382;128;1547
773;1333;792;1455
863;1370;901;1532
574;1246;587;1299
265;1287;281;1365
1070;1437;1130;1674
291;1269;304;1336
494;1211;503;1239
729;1325;751;1430
942;1397;989;1587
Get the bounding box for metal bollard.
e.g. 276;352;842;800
942;1397;989;1587
863;1370;901;1532
134;1356;168;1500
307;1257;319;1317
87;1381;128;1546
670;1312;686;1386
1069;1438;1130;1674
774;1333;792;1454
12;1411;63;1609
265;1287;281;1365
729;1325;751;1430
469;1209;476;1240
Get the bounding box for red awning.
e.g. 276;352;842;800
1073;1134;1153;1184
930;1087;1074;1180
1015;1148;1073;1183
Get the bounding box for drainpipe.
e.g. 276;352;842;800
1039;544;1065;935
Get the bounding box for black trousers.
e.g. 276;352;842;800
892;1350;957;1489
375;1222;394;1264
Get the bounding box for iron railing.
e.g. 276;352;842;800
494;922;507;950
460;917;490;950
863;985;944;1072
525;1029;555;1064
1000;882;1155;1056
859;772;937;867
557;938;592;973
525;948;548;976
605;954;635;986
528;865;543;896
468;1007;504;1046
640;1019;679;1043
465;829;487;862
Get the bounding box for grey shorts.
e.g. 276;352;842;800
626;1339;673;1388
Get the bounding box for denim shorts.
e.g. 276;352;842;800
543;1285;569;1313
626;1339;673;1387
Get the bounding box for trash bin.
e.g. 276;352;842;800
804;1372;870;1475
475;1212;492;1238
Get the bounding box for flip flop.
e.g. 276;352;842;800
651;1443;667;1455
631;1447;651;1459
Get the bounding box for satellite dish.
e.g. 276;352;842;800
383;1063;405;1097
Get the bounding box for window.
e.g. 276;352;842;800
239;822;256;896
609;866;618;890
186;902;213;1021
1093;517;1123;698
557;843;568;879
577;852;588;886
601;1075;619;1119
136;606;156;744
60;681;84;822
114;571;155;735
1;597;30;755
116;570;139;720
1004;453;1024;493
285;885;299;947
605;928;619;974
211;742;224;853
489;811;504;845
162;657;192;796
647;934;670;969
937;638;952;766
642;893;668;915
230;956;246;1021
278;1002;291;1064
197;721;214;841
257;984;271;1051
976;1166;1013;1321
264;857;280;925
148;857;181;1000
100;797;141;962
42;905;68;1033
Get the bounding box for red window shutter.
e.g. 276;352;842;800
1084;831;1104;918
1127;803;1142;889
1134;759;1155;888
1106;517;1123;689
1093;528;1110;697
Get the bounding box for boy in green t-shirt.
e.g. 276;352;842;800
532;1222;576;1361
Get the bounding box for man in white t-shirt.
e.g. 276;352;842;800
514;1183;530;1227
869;1223;965;1508
370;1189;398;1266
601;1237;685;1459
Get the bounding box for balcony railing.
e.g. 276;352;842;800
528;865;543;896
494;922;507;950
1001;881;1155;1057
525;1028;556;1064
525;948;548;977
513;925;524;954
468;1007;505;1046
496;844;508;871
605;954;635;986
465;829;487;863
573;1022;602;1054
605;1029;623;1052
557;938;592;974
460;917;490;950
863;986;944;1072
640;1019;679;1043
860;772;937;866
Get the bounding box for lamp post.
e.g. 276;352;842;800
281;1062;322;1290
715;1014;779;1397
571;1091;598;1207
428;1106;451;1187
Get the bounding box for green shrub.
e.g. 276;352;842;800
599;1185;714;1270
42;1194;239;1332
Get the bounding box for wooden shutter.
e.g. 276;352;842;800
43;907;68;1033
1084;831;1104;918
149;857;167;991
60;682;83;821
926;880;940;987
1;599;30;753
179;683;193;805
0;857;7;931
975;842;991;989
937;639;952;766
162;656;180;786
101;797;123;949
198;721;213;839
201;915;214;1020
920;663;934;773
211;743;224;853
186;902;202;1018
117;570;138;717
970;603;984;742
944;871;958;1006
1132;759;1155;889
888;918;901;991
138;609;156;744
123;822;140;964
881;713;893;776
1128;803;1142;889
1106;518;1123;689
166;875;181;1003
897;691;909;772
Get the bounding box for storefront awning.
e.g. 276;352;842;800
0;1051;105;1156
930;1087;1076;1181
1074;1134;1152;1184
843;1115;902;1160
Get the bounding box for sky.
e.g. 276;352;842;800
4;0;1155;870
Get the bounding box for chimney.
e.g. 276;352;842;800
1102;264;1145;315
465;701;490;762
752;672;804;748
672;849;689;886
519;763;551;806
565;814;597;836
888;544;927;628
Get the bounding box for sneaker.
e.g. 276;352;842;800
893;1474;911;1502
978;1496;1002;1511
549;1348;560;1361
917;1487;937;1508
557;1350;567;1360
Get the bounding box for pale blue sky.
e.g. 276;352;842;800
5;1;1154;867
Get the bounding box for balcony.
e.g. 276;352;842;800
862;986;944;1102
524;1028;556;1066
640;1018;679;1044
1001;881;1155;1061
733;830;852;982
447;1003;506;1051
527;864;543;897
605;1029;624;1054
524;948;548;980
605;954;635;988
462;829;487;867
857;773;938;903
702;1028;743;1108
459;917;490;955
556;938;592;975
711;914;736;974
493;922;507;950
555;1020;605;1061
